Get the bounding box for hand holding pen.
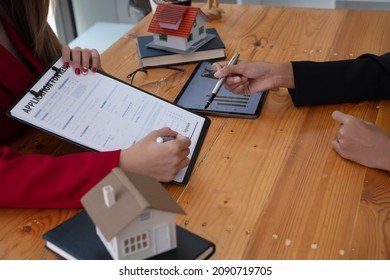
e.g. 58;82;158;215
156;136;175;143
212;60;294;95
205;52;240;109
119;127;191;182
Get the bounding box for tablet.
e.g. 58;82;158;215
175;61;267;118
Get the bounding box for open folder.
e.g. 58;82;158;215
8;57;210;185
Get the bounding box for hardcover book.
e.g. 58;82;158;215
136;28;226;67
43;211;216;260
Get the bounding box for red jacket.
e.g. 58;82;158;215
0;19;120;208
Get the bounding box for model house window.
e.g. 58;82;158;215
159;34;168;42
193;20;197;28
139;210;151;222
199;26;205;35
187;33;193;42
123;232;149;255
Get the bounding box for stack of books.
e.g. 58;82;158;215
136;28;226;67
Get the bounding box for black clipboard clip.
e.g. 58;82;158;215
30;65;65;98
29;90;42;98
30;66;62;97
51;66;62;76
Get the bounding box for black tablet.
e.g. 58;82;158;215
175;61;267;118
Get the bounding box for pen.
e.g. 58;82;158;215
156;136;175;144
204;52;240;109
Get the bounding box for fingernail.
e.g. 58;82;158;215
92;67;97;73
64;61;70;68
75;68;80;75
82;67;88;75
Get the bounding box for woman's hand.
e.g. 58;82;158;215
212;60;295;94
332;110;390;171
119;127;191;182
61;45;101;75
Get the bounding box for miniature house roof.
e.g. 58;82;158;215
81;168;185;241
148;3;209;38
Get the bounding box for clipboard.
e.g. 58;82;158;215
174;61;267;118
7;57;210;185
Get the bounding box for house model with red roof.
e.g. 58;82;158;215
81;168;186;260
147;3;209;52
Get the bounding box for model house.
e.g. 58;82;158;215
81;168;186;260
148;3;209;52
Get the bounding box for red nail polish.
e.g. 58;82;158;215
92;67;97;73
82;67;88;75
75;68;80;75
64;61;70;68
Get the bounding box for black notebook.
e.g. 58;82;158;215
43;211;215;260
136;28;226;67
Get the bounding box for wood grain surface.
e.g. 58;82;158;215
1;3;390;259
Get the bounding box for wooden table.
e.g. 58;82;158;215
1;3;390;260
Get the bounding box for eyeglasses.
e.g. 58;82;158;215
127;66;186;93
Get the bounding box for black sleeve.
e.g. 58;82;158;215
288;52;390;106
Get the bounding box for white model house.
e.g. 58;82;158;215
148;3;209;52
81;168;185;260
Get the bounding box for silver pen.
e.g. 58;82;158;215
204;52;240;109
156;136;175;143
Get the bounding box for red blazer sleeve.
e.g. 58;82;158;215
0;147;120;208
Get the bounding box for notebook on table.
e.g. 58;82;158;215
43;211;216;260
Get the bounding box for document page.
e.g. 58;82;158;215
9;58;209;184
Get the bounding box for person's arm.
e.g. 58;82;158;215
0;128;190;208
0;147;120;208
213;52;390;107
213;60;294;94
289;52;390;106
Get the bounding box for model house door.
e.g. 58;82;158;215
154;224;171;254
